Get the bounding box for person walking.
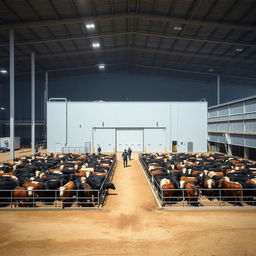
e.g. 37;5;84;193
97;146;102;154
127;147;132;160
122;149;128;168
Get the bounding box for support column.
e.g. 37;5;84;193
31;52;35;155
217;75;220;105
44;71;48;141
9;29;15;161
44;71;48;124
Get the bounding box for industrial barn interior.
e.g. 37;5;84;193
0;1;256;256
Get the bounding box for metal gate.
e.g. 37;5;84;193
139;155;256;209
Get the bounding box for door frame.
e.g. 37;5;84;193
92;126;167;153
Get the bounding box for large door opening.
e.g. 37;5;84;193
144;128;166;152
116;129;143;152
93;128;115;153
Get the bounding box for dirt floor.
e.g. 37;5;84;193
0;153;256;256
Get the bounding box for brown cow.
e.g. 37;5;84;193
91;171;107;177
160;178;176;204
23;181;44;198
77;183;95;207
150;169;165;176
180;176;201;188
59;181;75;209
184;182;200;206
219;177;242;205
202;177;216;200
12;186;34;207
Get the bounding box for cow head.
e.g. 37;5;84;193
59;186;65;197
80;177;86;184
85;171;91;178
27;186;34;196
206;178;214;189
179;180;186;189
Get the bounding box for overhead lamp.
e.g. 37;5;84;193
92;42;100;48
0;107;5;110
86;23;95;29
98;64;105;70
173;26;183;31
235;48;243;52
0;69;7;74
208;68;214;72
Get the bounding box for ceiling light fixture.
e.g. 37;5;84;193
92;42;100;48
0;107;5;110
86;23;95;29
0;69;8;74
173;26;183;31
98;64;105;70
208;68;214;72
235;48;243;52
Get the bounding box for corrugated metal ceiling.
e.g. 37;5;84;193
0;0;255;85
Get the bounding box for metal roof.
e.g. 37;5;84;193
0;0;255;85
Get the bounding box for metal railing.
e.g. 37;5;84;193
0;156;116;210
159;187;256;207
139;155;256;208
0;189;100;209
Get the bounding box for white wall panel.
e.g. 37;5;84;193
245;99;256;113
218;106;229;116
230;135;244;146
230;102;243;114
208;109;217;118
47;102;66;152
245;120;256;133
48;101;207;153
218;122;228;132
144;128;166;152
93;128;115;152
229;121;244;133
244;135;256;148
172;103;207;152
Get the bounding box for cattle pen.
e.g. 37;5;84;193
139;153;256;210
0;153;117;210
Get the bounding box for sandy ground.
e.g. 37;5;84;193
0;153;256;256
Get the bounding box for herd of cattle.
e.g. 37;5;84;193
0;153;116;208
141;153;256;206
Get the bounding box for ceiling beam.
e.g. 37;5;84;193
1;52;253;79
0;31;254;48
0;13;256;32
132;64;256;81
3;46;254;64
0;62;255;84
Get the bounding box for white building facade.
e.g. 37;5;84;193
47;100;207;153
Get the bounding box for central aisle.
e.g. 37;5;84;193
105;152;157;213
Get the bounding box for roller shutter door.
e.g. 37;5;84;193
116;129;143;152
144;128;166;152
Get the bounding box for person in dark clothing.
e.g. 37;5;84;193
97;146;102;154
122;149;128;168
127;147;132;160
